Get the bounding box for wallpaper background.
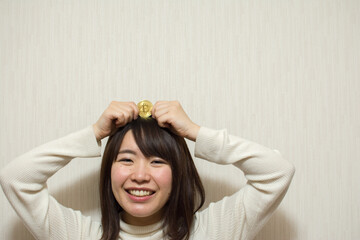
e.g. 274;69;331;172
1;1;359;239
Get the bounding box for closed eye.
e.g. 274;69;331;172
117;158;133;163
151;159;168;165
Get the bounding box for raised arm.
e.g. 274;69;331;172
151;101;295;238
194;127;295;239
0;126;102;239
0;101;139;240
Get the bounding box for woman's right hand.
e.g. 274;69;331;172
92;101;139;141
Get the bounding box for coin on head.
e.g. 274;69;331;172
137;100;153;118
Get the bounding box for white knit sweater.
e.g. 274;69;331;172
0;126;295;240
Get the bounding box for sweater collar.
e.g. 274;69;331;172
119;218;164;236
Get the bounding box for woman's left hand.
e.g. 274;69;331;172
151;101;200;141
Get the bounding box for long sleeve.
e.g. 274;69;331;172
0;126;103;240
193;127;295;240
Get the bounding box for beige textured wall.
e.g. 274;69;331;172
1;1;359;239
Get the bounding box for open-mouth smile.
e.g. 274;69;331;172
127;189;155;197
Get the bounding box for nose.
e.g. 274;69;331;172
130;161;151;183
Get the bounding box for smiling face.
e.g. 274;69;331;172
111;130;173;226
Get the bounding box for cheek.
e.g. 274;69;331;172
153;167;173;191
111;165;128;189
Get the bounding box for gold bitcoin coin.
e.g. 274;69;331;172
137;100;153;118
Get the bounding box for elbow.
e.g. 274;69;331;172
280;161;295;190
0;164;13;191
0;166;11;195
0;161;19;193
290;162;296;177
285;161;296;179
273;149;295;181
0;166;8;188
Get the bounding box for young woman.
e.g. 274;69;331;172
0;101;295;240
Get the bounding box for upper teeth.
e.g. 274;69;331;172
129;190;152;197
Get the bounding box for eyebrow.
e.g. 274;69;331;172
118;149;137;155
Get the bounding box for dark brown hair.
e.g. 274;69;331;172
99;117;205;240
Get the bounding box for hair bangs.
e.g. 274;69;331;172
131;118;179;165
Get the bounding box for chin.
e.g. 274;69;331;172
122;207;164;225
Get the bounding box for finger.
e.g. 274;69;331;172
156;114;171;128
120;102;138;120
111;104;135;126
153;101;170;109
151;101;160;117
106;108;123;122
121;110;131;124
152;101;170;119
156;101;181;114
152;107;170;120
113;112;126;127
130;102;139;119
122;106;137;124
